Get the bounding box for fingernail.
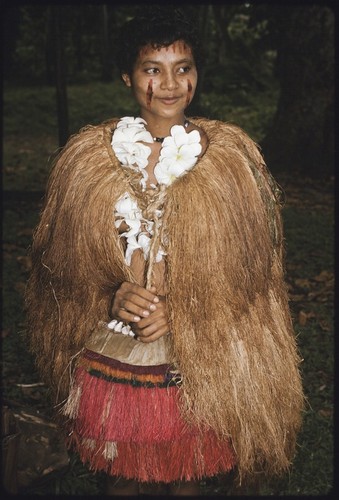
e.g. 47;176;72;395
143;310;150;317
133;316;141;321
153;297;159;303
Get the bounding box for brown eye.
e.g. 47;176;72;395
145;68;159;75
178;66;191;74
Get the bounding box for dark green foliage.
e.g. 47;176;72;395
4;3;334;177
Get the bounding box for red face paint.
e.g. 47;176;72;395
171;41;187;53
146;79;153;108
186;79;193;107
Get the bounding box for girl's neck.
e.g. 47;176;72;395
140;113;187;141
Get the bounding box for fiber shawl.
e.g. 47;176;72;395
25;117;304;479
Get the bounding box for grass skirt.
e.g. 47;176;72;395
63;345;236;483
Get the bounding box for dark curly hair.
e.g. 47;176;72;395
114;6;204;76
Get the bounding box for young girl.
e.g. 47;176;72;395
26;7;304;496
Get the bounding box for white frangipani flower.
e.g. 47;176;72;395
154;125;202;186
113;141;151;169
125;234;142;266
115;194;142;235
155;247;167;263
114;192;145;264
114;116;153;142
113;126;153;145
112;117;152;170
137;233;151;259
115;192;140;215
116;116;149;129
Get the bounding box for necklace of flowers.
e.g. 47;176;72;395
111;115;202;261
108;116;202;336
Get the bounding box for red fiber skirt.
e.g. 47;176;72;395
63;348;236;483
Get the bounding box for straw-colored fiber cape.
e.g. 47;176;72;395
25;117;304;479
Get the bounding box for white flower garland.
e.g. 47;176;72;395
111;117;201;267
109;117;201;336
112;117;153;190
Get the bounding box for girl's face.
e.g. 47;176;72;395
122;41;198;122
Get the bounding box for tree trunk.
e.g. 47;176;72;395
212;5;238;64
2;406;21;494
73;10;84;74
51;6;69;147
261;5;334;178
188;4;210;116
101;4;112;82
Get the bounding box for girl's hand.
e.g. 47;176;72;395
131;294;169;343
110;282;159;324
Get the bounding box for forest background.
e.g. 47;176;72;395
2;1;335;496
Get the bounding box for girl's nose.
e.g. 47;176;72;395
160;71;179;91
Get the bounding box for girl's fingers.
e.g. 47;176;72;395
110;283;167;341
132;314;169;339
136;325;170;343
117;308;141;323
120;299;152;318
112;282;159;319
121;282;159;304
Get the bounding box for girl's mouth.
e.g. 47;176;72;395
157;96;181;105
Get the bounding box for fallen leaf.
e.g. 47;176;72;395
12;406;70;488
16;255;32;272
298;311;308;326
314;271;334;282
319;320;332;332
295;278;312;290
298;310;316;326
3;243;21;252
2;329;11;339
290;294;305;302
317;408;333;418
17;228;34;237
14;282;27;295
